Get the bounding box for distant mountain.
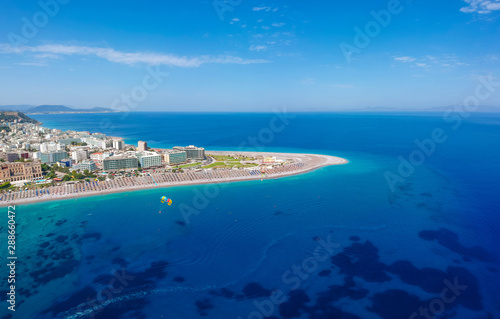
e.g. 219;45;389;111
28;105;74;113
17;104;118;114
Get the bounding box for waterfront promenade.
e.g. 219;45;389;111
0;152;347;206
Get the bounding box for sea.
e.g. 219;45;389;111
1;111;499;319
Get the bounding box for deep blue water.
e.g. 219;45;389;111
1;112;499;319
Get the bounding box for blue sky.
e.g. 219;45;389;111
0;0;499;111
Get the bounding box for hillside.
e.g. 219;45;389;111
28;105;73;113
0;111;41;124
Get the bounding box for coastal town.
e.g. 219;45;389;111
0;113;347;205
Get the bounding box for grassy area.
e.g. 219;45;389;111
177;162;201;168
202;162;228;169
211;155;236;161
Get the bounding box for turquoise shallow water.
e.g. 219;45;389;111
1;112;499;319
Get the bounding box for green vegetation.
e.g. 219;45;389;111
211;155;236;161
0;126;11;132
202;162;227;169
0;181;11;189
202;155;259;169
176;162;201;168
0;111;40;124
14;158;32;162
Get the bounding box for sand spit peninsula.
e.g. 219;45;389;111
0;151;348;207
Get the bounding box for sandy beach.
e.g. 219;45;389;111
0;152;348;207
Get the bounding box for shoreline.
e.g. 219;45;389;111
0;152;348;207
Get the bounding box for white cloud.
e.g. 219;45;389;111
253;6;272;11
460;0;500;14
393;53;469;69
249;45;267;52
271;22;286;27
34;53;60;59
394;56;416;63
15;62;48;67
231;18;240;22
0;43;270;67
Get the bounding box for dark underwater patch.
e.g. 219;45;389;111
195;298;214;317
55;219;67;226
242;283;272;299
41;285;97;316
387;262;483;311
112;257;128;267
173;276;185;283
279;289;310;318
419;228;495;262
175;220;187;226
367;289;426;319
30;259;78;285
312;276;369;314
318;270;331;277
42;259;170;318
78;232;102;242
330;240;391;283
39;241;50;248
55;235;68;243
349;236;360;241
388;260;448;293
